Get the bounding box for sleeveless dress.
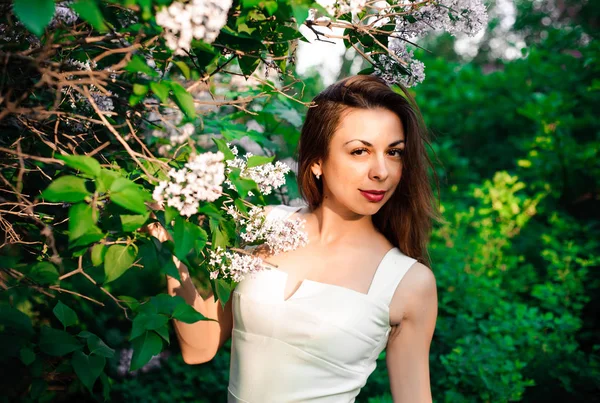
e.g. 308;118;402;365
228;205;418;402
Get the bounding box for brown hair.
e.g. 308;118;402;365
296;75;440;265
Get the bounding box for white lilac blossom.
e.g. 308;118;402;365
51;3;79;26
155;0;233;56
207;247;264;282
379;0;487;86
316;0;367;16
152;151;225;217
152;122;195;155
62;59;115;112
374;38;426;87
308;1;487;86
225;145;291;196
394;0;488;38
226;204;309;256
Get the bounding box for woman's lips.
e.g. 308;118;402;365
359;190;386;202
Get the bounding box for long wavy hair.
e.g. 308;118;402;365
296;75;440;265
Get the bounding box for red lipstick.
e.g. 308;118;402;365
359;189;386;202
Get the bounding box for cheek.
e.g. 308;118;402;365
390;162;403;184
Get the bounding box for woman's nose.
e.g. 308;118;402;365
369;155;389;181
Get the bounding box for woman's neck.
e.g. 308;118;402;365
307;202;377;246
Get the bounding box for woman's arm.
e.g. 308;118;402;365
146;222;233;364
386;262;438;402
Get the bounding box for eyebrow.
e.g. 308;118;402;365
344;139;405;147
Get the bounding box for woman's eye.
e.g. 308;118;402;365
388;149;404;157
351;148;368;156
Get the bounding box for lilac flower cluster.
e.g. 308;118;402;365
63;59;115;112
225;204;309;256
152;151;225;217
155;0;233;56
316;0;367;15
207;247;264;282
373;38;426;87
310;0;488;87
225;145;291;196
152;122;195;155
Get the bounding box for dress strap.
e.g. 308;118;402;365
368;248;417;306
266;204;304;221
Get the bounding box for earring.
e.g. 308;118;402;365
315;173;321;180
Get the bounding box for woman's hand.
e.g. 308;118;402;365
144;221;172;243
142;202;173;243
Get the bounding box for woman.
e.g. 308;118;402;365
149;75;439;402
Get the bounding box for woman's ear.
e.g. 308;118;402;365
311;161;322;178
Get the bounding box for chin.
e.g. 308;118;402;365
352;201;384;216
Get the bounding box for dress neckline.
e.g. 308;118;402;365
269;247;397;303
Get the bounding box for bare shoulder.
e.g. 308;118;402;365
264;205;276;216
403;262;437;297
389;261;438;325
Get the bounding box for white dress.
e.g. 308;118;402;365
228;205;417;402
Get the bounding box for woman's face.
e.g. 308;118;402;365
315;107;405;216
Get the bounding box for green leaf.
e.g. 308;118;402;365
41;176;90;203
96;169;119;193
264;1;278;15
68;203;99;241
69;226;104;249
228;168;259;199
0;306;33;339
13;0;55;37
29;379;47;400
150;81;170;103
28;262;59;285
90;243;106;266
238;55;260;76
117;296;140;312
70;0;108;32
149;294;185;316
72;351;105;392
100;372;110;401
357;66;375;75
104;245;137;283
210;218;229;249
130;313;168;340
241;0;261;8
78;331;115;358
120;213;149;232
110;177;149;214
154;324;170;344
164;206;179;225
215;279;232;309
170;82;196;119
19;347;36;366
132;83;149;96
246;155;275;168
154;240;181;281
130;331;163;371
58;154;101;177
53;301;78;329
171;216;208;262
172;303;214;324
212;137;236;160
39;326;82;356
173;61;191;79
125;55;159;77
291;3;310;27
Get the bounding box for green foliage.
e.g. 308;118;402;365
12;0;55;36
360;26;600;403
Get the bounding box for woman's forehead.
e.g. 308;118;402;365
333;107;405;143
